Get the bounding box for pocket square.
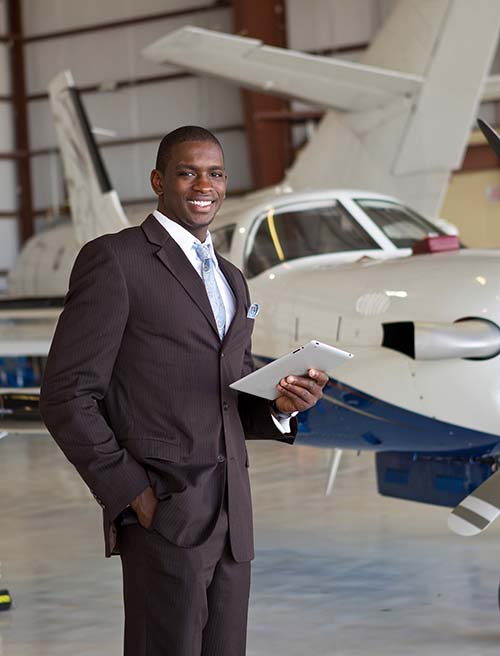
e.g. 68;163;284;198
247;303;260;319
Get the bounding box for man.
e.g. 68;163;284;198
40;126;327;655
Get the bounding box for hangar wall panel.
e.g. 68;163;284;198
286;0;386;52
24;8;232;94
0;42;10;96
0;219;19;270
0;160;18;212
22;0;218;36
30;153;64;215
0;101;13;152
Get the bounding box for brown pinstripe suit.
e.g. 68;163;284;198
40;214;296;654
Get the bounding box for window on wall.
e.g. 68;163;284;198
245;201;380;278
211;224;235;255
355;199;445;248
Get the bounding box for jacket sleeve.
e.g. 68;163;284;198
236;273;297;443
39;237;150;521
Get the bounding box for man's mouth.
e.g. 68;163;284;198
187;199;214;208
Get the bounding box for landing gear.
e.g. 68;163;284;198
325;448;343;496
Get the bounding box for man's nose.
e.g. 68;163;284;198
193;174;212;192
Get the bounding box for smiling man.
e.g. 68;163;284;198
40;126;327;656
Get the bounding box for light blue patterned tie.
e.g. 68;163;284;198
194;242;226;339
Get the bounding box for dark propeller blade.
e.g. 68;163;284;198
478;118;500;159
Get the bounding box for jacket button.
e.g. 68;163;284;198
221;351;225;358
223;401;229;411
217;454;226;463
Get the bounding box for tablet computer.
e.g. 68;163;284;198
229;340;353;400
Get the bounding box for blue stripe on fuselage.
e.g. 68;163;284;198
253;355;500;457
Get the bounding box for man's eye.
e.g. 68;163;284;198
211;172;223;178
179;171;194;177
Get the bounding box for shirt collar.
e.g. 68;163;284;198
152;210;219;268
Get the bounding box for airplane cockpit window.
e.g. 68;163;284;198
245;202;379;278
211;224;235;254
355;199;445;249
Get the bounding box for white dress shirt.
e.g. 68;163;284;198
152;210;292;434
153;210;236;329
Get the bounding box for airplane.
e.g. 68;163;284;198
2;0;500;553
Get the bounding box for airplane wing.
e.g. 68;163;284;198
0;305;59;357
142;26;423;112
0;302;59;432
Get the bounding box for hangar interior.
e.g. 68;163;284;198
0;0;500;286
3;2;500;655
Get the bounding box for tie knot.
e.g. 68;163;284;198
194;242;213;273
194;241;211;263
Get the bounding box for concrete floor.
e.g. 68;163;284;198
1;433;500;655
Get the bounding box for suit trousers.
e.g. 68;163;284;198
118;502;251;656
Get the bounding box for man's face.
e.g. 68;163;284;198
151;140;227;240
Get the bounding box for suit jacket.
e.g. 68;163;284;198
39;215;296;561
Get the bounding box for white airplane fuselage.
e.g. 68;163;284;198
212;189;500;456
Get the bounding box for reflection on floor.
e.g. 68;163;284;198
1;433;500;655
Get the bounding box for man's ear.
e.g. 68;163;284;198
150;169;163;196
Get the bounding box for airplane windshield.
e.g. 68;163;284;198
355;199;445;248
245;201;380;278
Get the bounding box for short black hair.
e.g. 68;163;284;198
155;125;223;172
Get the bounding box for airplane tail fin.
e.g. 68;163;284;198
143;1;500;217
48;71;130;245
286;0;500;216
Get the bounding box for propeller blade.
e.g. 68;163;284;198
477;118;500;160
448;468;500;536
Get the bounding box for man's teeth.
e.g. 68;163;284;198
188;200;212;207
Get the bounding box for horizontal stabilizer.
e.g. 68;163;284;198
143;26;423;112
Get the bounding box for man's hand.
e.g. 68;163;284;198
130;485;158;529
274;368;328;414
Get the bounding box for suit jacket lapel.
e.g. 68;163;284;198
141;214;220;339
217;255;244;345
